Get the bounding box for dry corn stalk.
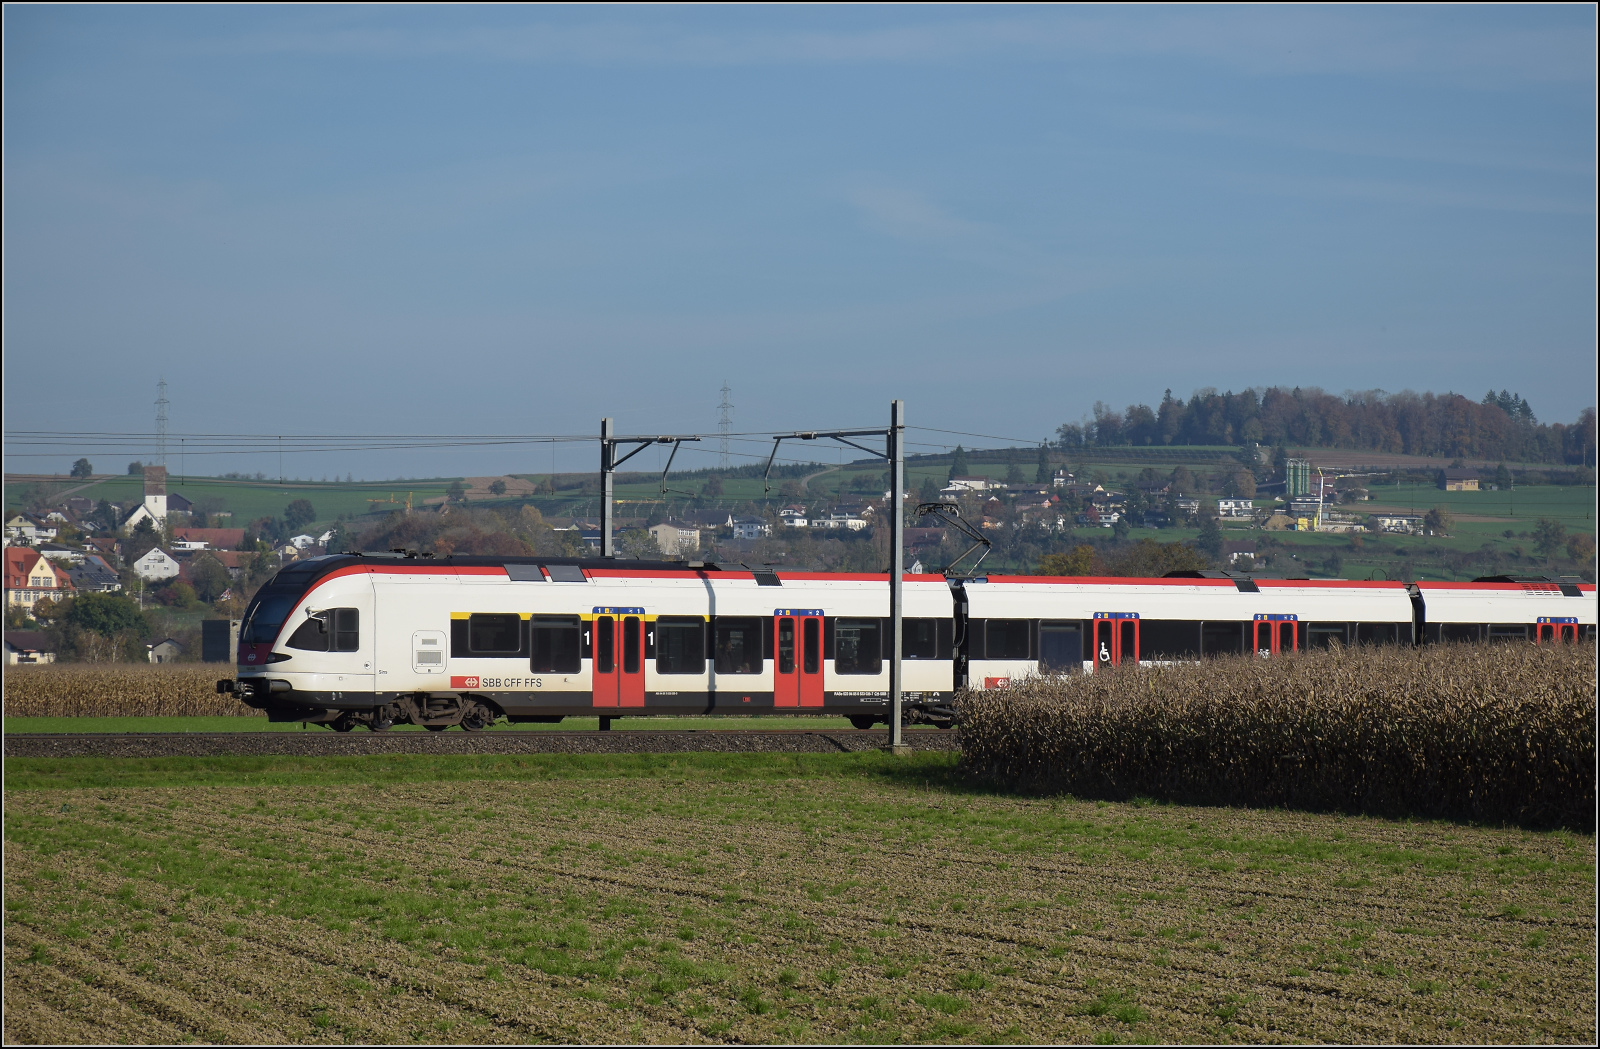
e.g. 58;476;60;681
955;642;1596;831
3;664;263;718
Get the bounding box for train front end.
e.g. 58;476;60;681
222;555;382;729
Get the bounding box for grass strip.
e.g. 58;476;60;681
4;714;873;735
3;750;961;792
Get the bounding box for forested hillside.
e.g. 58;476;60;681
1057;387;1595;466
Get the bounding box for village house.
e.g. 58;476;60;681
68;555;123;593
1223;540;1258;567
1372;514;1424;534
170;527;246;551
34;542;87;565
5;630;58;665
131;548;181;582
731;517;772;540
147;638;185;664
1441;469;1481;492
942;476;993;493
1216;498;1255;518
778;507;809;527
1051;469;1074;488
648;523;701;556
4;546;75;610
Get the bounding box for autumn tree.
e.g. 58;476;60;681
1532;518;1567;559
71;458;93;478
1039;545;1101;576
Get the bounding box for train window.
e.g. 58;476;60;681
468;613;522;655
1441;623;1480;643
655;617;706;675
1356;623;1400;646
1201;621;1244;657
714;617;763;674
286;615;329;651
1039;622;1082;671
595;616;615;672
986;619;1031;660
803;617;820;674
835;618;883;675
241;589;300;645
902;619;939;660
1142;621;1201;660
623;617;641;673
1306;623;1348;650
332;608;359;652
1487;624;1529;643
286;607;360;652
777;618;796;674
530;615;581;674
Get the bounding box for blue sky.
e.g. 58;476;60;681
4;6;1594;480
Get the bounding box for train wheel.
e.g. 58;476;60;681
849;716;877;730
424;724;449;732
369;718;393;732
331;716;356;733
933;719;954;731
460;704;491;733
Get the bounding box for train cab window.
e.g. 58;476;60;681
286;608;360;652
1039;622;1083;671
1487;624;1529;643
902;619;939;660
713;617;763;674
1306;623;1348;650
656;617;706;674
530;615;581;674
468;613;522;655
834;618;883;675
986;619;1031;660
1142;621;1201;660
1201;621;1244;657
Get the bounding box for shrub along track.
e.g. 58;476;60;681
2;729;956;760
5;772;1593;1044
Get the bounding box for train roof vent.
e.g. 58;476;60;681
1559;583;1583;597
752;570;782;587
543;564;587;582
1163;569;1258;592
1233;578;1260;593
1471;574;1550;584
504;564;546;582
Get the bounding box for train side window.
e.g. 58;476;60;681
1306;623;1348;650
530;615;581;674
1201;621;1244;657
1487;623;1529;643
902;619;938;659
1441;623;1480;643
936;619;954;661
468;613;522;655
1142;620;1201;660
1356;623;1400;646
1038;621;1082;671
986;619;1031;660
835;618;883;675
286;615;330;652
333;608;359;652
714;617;763;674
656;617;706;674
286;607;360;652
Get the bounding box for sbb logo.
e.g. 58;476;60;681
450;675;481;689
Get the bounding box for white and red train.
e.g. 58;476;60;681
222;554;1595;731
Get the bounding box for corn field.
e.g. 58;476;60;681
956;642;1596;830
3;665;263;718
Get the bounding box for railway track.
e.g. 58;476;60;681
3;727;959;759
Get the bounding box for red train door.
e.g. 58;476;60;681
1253;615;1299;656
1091;613;1138;672
775;610;825;707
592;608;646;708
775;616;799;708
800;613;824;708
592;614;618;708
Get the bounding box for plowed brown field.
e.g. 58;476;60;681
6;773;1594;1044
